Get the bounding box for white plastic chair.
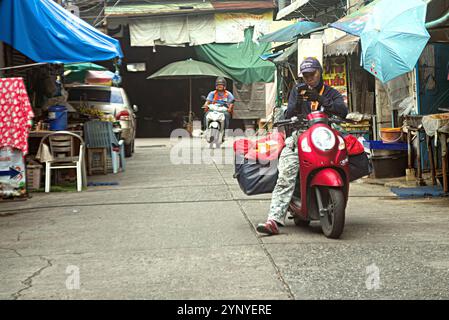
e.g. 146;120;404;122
39;131;85;192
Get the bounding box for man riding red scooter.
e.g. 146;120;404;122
256;57;349;238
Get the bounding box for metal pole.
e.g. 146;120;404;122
0;62;47;71
416;130;425;186
188;78;193;135
287;63;297;84
427;135;437;185
103;0;107;30
440;133;448;193
189;78;192;124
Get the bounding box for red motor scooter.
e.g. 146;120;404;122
274;110;350;239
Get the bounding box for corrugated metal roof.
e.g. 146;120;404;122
324;34;359;57
211;1;275;10
276;0;307;20
106;1;274;18
276;0;346;21
105;2;214;17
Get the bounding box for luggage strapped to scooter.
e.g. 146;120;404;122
233;132;285;195
343;134;372;181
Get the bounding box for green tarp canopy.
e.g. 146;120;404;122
64;63;108;83
195;28;275;84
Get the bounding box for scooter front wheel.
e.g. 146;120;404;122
207;128;220;149
316;187;345;239
205;129;214;143
211;128;220;144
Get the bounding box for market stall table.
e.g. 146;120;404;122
29;129;83;137
29;129;83;153
404;115;425;186
422;113;449;193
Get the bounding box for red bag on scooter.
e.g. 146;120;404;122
233;132;285;195
344;134;364;156
343;134;372;181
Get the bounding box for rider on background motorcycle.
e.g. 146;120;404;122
256;57;349;236
203;77;235;131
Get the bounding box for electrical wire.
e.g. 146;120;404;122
78;2;103;13
70;0;102;7
92;7;106;26
94;0;121;27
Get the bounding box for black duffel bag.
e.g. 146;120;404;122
348;152;372;182
234;154;279;196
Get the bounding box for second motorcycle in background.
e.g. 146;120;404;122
203;103;228;149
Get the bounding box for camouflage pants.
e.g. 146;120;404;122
268;136;299;225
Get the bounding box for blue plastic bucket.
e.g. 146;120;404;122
48;105;67;131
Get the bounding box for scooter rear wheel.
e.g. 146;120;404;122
317;187;345;239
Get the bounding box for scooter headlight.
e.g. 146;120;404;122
311;127;336;151
338;136;346;150
301;138;311;153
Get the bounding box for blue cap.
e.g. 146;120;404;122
300;57;322;74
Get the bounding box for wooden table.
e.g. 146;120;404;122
422;114;449;193
28;130;83;154
29;130;83;138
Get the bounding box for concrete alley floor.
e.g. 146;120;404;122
1;137;449;300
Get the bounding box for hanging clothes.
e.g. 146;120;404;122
129;15;215;47
0;78;34;155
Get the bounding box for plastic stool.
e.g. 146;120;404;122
87;147;107;175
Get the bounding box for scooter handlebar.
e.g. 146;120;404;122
273;117;304;127
274;114;354;128
317;106;355;124
328;117;357;125
207;104;228;112
274;120;293;127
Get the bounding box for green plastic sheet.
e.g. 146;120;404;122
64;63;108;83
195;28;275;84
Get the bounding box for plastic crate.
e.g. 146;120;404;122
27;164;42;190
341;121;371;132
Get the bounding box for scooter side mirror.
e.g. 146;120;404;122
201;95;207;101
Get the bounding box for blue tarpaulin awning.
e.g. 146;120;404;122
0;0;123;64
258;21;322;43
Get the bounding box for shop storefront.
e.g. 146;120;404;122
0;0;124;199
